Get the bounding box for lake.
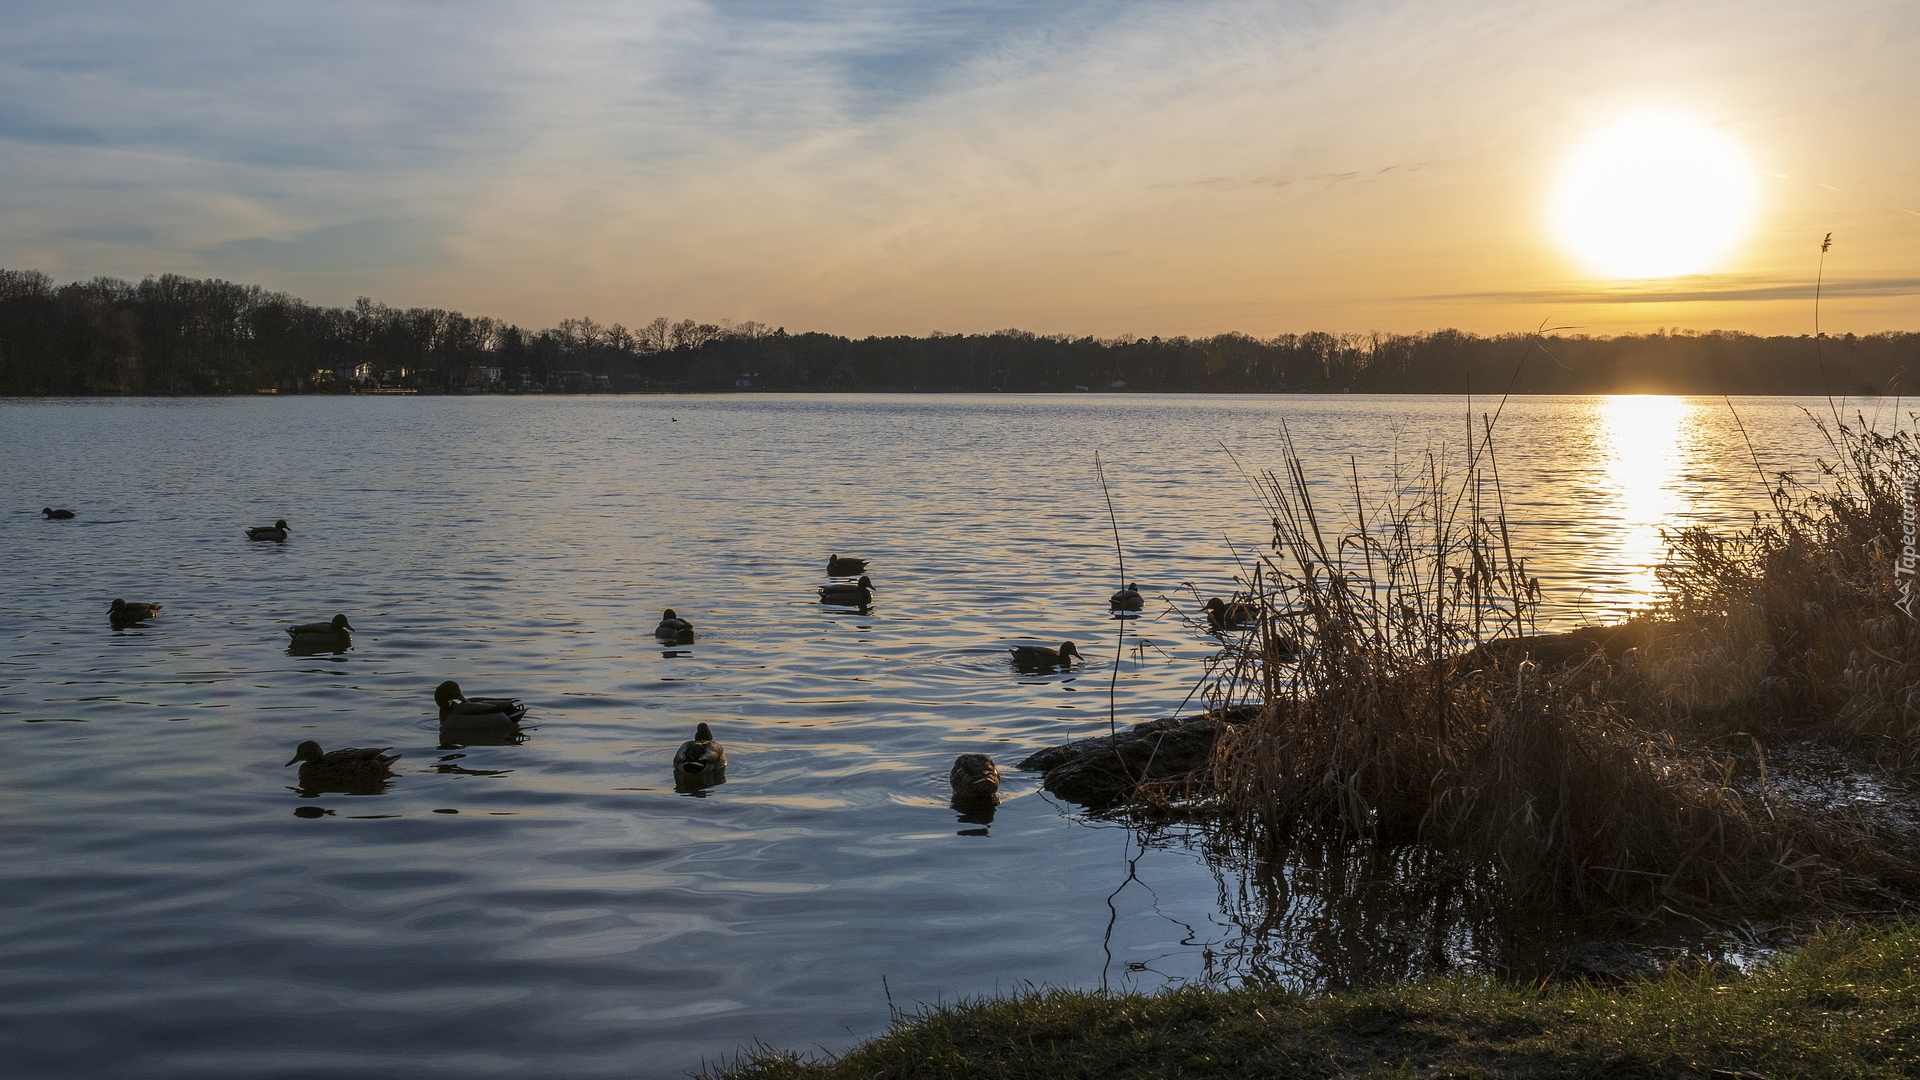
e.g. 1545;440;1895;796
0;394;1859;1077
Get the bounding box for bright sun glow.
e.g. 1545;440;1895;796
1550;112;1758;279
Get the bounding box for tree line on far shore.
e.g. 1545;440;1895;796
1;267;1913;396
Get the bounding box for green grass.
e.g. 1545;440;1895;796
703;922;1919;1079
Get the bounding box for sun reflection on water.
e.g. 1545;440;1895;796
1597;395;1695;611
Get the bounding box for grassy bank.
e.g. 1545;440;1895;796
706;921;1918;1079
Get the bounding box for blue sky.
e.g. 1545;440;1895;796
2;0;1914;335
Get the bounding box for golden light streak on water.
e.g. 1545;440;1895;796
1596;395;1696;610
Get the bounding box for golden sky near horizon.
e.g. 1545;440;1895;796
0;0;1914;338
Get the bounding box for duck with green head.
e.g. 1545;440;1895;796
288;613;353;644
434;680;528;729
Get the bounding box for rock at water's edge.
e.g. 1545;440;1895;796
1018;705;1259;810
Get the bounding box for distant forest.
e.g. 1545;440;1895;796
2;267;1914;396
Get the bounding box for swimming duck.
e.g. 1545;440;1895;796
1205;597;1258;631
109;598;162;625
285;740;399;784
1109;583;1144;611
288;613;353;643
248;519;290;542
818;575;874;606
434;680;528;728
1009;641;1082;669
950;754;1001;799
655;609;695;641
826;554;868;576
673;722;727;774
42;507;74;519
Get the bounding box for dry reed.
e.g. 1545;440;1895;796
1194;415;1914;923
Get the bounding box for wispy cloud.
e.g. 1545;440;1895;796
0;0;1914;334
1430;277;1920;305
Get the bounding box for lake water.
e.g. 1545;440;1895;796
0;394;1863;1078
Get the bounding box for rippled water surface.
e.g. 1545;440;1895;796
0;395;1858;1077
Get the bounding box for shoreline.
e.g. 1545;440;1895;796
702;920;1920;1079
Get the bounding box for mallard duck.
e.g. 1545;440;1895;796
288;613;353;642
42;507;75;519
108;598;162;624
1205;597;1258;631
819;575;874;606
951;754;1001;798
285;740;398;783
434;680;528;728
655;609;695;641
673;722;727;774
1109;583;1144;611
247;519;290;542
827;554;867;576
1010;641;1082;669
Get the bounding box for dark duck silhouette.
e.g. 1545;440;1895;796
1010;641;1082;671
434;680;528;729
285;741;399;786
1204;597;1259;631
818;575;874;606
673;722;727;775
826;554;867;576
42;507;75;519
950;754;1001;799
287;613;353;645
654;609;695;641
108;598;162;626
247;519;290;542
1109;583;1144;611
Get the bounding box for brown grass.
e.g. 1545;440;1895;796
1190;415;1917;924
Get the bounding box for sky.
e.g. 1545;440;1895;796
0;0;1914;338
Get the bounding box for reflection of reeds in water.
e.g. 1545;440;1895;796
1191;416;1903;925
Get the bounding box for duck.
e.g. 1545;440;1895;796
673;722;727;774
42;507;75;519
826;554;868;576
818;575;874;606
1109;583;1144;611
434;680;528;728
655;608;696;641
108;598;162;624
285;740;399;784
1205;597;1259;631
1009;641;1082;669
287;613;353;643
247;519;290;542
950;754;1001;799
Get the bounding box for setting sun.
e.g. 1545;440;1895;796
1549;112;1758;280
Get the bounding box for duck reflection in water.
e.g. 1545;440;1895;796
673;722;727;793
433;751;516;775
950;753;1000;826
285;740;398;797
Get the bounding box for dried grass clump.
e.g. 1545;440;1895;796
1204;420;1903;922
1643;417;1920;772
